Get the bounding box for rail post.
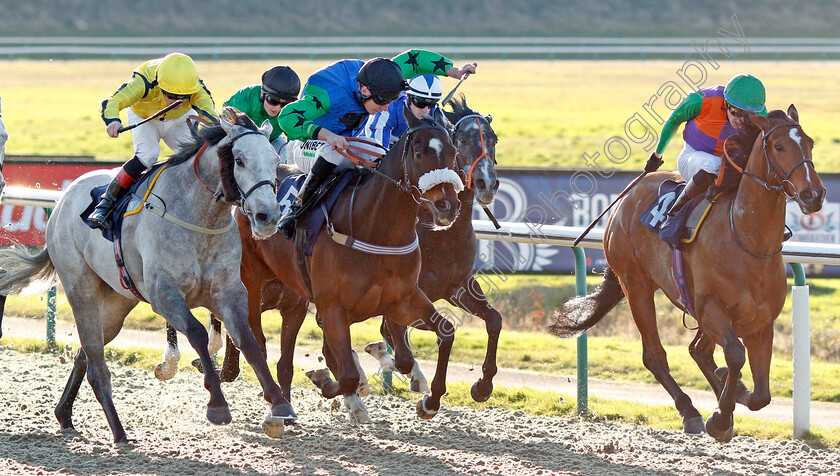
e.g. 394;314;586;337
790;262;810;439
572;247;588;414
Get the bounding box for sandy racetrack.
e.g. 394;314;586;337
1;347;839;475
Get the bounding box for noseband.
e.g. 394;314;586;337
453;114;496;189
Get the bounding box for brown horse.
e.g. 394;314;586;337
238;109;462;422
550;105;825;442
206;96;502;403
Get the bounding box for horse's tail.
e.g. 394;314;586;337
550;266;624;339
0;246;57;296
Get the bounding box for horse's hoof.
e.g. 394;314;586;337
410;378;431;395
154;361;177;381
271;403;298;421
683;416;706;435
364;340;388;359
262;415;285;438
306;368;332;388
191;358;204;374
470;378;494;402
706;411;734;443
206;405;232;425
350;408;372;425
416;396;438;420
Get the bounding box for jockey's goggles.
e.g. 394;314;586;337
363;90;401;106
726;103;748;118
262;91;293;107
162;90;191;101
409;95;438;110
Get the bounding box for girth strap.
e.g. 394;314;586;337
322;204;419;255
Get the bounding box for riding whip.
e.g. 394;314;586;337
441;63;477;106
117;99;185;133
572;171;648;246
482;205;501;229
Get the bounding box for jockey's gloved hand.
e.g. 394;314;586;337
644;152;664;173
705;183;721;202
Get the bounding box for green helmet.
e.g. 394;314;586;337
724;74;767;115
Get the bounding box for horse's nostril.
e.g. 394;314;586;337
435;199;450;211
255;212;269;223
492;180;500;192
475;179;485;190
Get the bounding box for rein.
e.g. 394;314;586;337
453;114;495;189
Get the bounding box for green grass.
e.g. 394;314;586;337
3;60;840;170
4;336;838;449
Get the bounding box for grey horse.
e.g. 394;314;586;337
0;108;295;442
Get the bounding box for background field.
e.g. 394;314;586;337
3;60;840;170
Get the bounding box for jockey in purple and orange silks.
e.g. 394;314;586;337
645;73;767;216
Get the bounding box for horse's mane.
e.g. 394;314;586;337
442;93;477;124
718;110;789;191
163;108;259;166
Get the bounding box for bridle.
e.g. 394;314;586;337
452;114;496;190
192;130;277;209
722;121;816;259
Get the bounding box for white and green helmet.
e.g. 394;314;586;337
406;74;442;100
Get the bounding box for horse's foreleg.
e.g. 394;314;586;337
317;308;370;424
208;315;223;354
390;289;455;420
55;347;88;431
741;322;774;411
382;318;430;394
0;294;6;339
276;297;308;402
624;278;705;435
700;302;745;443
449;275;502;402
154;324;181;381
689;330;723;397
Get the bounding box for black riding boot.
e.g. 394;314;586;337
87;156;145;230
667;170;716;217
87;179;130;230
278;158;337;239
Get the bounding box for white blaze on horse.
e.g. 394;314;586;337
0;108;295;443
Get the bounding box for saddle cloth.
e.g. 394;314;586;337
276;169;359;255
640;179;715;246
80;162;168;242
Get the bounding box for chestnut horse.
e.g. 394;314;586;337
195;96;503;403
550;106;825;442
238;109;462;423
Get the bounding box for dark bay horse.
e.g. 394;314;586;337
177;96;503;404
550;106;825;442
237;109;462;423
0;109;295;442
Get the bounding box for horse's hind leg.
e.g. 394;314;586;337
448;276;502;402
55;347;87;432
381;318;430;394
624;278;705;434
689;330;751;405
155;324;181;381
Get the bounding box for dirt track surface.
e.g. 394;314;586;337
2;347;840;476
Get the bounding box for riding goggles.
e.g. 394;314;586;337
262;91;293;107
409;95;438;110
162;90;191;101
363;90;401;106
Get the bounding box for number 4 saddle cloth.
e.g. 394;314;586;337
640;179;716;247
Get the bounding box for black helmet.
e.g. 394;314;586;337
357;58;406;104
261;66;300;103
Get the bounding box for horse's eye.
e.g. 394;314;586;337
235;157;245;167
774;143;784;152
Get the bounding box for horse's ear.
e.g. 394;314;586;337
485;114;493;124
787;104;799;123
748;114;768;131
404;101;420;128
259;119;273;139
220;107;239;136
433;107;450;128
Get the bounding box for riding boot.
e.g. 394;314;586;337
278;157;337;239
666;170;716;217
87;156;145;230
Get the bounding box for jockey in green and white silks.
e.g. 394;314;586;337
224;65;300;153
276;51;476;238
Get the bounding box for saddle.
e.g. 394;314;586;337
276;169;360;256
640;179;717;247
80;162;168;243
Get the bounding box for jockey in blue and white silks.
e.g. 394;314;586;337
359;74;443;149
